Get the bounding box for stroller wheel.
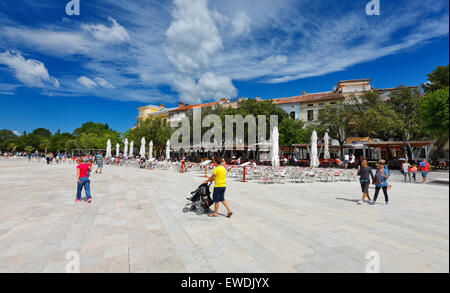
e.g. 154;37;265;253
196;208;203;215
182;207;188;213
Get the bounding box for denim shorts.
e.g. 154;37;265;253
212;187;226;203
421;171;428;178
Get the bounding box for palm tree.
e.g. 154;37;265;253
40;139;51;153
9;142;16;155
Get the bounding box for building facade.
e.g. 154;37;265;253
272;92;345;124
138;79;417;127
137;104;179;124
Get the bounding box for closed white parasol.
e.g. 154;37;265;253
139;137;146;158
165;139;170;160
106;139;112;158
129;141;134;157
149;141;153;160
310;130;320;168
271;126;280;169
124;139;128;158
324;132;330;160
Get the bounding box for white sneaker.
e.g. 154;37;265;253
383;202;388;205
358;200;363;205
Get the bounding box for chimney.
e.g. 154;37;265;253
178;102;184;107
159;104;164;109
302;91;306;95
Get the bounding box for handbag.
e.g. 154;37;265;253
373;171;379;185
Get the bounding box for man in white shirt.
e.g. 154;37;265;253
350;154;356;168
344;154;350;169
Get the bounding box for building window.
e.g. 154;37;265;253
319;103;325;106
330;102;337;105
307;110;314;121
290;111;296;119
307;104;314;107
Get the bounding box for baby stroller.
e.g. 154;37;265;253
183;182;213;215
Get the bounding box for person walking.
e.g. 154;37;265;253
344;153;350;169
95;152;104;174
350;153;356;169
357;160;374;205
76;157;92;203
419;159;430;184
411;164;418;182
204;158;233;218
379;159;392;189
402;160;411;183
371;163;390;205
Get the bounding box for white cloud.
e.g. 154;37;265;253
94;77;115;89
77;76;115;89
77;76;97;88
231;12;251;36
174;72;237;104
260;55;288;66
164;0;238;103
0;83;18;95
0;0;448;102
0;50;59;88
82;17;130;44
12;130;21;136
164;0;223;73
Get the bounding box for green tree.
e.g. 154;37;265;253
8;142;16;154
422;65;449;93
72;122;122;152
0;129;18;151
40;139;51;153
0;129;17;142
421;87;449;161
24;146;34;153
279;119;310;146
78;133;103;150
31;128;52;137
73;122;111;137
50;132;74;152
126;117;172;157
354;103;403;141
347;91;383;114
316;103;353;159
387;86;424;141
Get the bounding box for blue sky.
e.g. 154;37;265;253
0;0;448;134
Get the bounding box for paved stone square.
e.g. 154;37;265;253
0;159;448;273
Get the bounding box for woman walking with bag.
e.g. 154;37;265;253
371;163;390;205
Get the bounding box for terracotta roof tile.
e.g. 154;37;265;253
169;101;221;112
272;92;345;105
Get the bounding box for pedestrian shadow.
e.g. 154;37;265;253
335;197;360;203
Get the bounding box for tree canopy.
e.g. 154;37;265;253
125;117;172;157
422;64;449;93
421;87;449;142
